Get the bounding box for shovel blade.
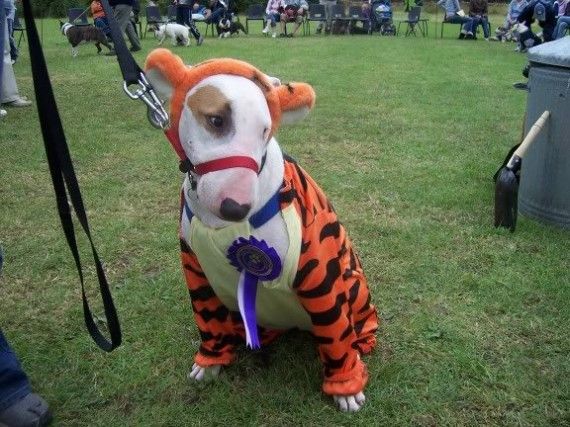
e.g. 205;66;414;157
494;168;519;232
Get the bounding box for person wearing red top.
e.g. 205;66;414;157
90;0;111;37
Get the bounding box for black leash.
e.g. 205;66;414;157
100;0;169;129
22;0;122;351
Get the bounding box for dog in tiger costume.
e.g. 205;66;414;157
144;49;379;412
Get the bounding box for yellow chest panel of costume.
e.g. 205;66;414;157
186;204;312;331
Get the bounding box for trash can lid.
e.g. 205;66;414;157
528;37;570;69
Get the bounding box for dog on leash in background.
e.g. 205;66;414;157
154;23;191;46
217;18;247;38
59;21;113;57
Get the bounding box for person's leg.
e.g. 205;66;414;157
7;18;17;63
554;17;570;40
1;15;24;105
0;331;31;413
114;4;141;50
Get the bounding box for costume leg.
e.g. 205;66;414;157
181;239;242;367
294;213;378;396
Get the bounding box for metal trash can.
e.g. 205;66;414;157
519;37;570;229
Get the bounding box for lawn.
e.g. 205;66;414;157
1;11;569;427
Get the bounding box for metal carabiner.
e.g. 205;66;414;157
123;73;170;130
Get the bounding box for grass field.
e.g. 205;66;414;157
1;11;569;426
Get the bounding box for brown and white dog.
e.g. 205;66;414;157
59;21;113;57
144;49;379;413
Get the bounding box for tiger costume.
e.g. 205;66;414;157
180;157;378;396
144;49;379;406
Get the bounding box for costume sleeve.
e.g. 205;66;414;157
180;239;240;367
293;208;372;396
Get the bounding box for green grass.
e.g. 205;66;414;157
1;14;569;426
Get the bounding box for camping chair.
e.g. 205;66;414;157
67;7;90;26
305;3;326;35
246;4;265;34
167;5;178;22
13;14;25;47
330;4;349;34
144;5;164;38
397;6;423;36
345;5;367;34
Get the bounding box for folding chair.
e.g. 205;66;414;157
246;4;266;34
13;14;25;47
305;3;326;35
143;5;164;38
167;5;178;22
330;4;349;34
68;7;90;26
397;6;423;36
344;5;367;34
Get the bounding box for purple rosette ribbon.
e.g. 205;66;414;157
226;236;282;349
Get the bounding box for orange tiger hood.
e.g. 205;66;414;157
144;49;316;161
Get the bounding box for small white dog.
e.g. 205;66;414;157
154;23;191;46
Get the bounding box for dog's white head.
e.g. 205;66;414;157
154;24;166;39
60;22;73;35
218;18;231;30
145;49;316;222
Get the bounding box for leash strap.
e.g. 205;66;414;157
22;0;122;352
100;0;169;129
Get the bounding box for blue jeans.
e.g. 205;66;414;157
445;14;474;34
554;16;570;40
94;16;111;37
266;11;280;26
471;16;490;38
0;330;31;412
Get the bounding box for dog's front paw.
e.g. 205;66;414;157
333;392;366;412
187;363;222;382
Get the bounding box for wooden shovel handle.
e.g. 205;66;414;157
513;110;550;159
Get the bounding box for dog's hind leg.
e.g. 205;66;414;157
96;42;102;54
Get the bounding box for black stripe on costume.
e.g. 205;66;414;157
195;305;230;323
188;285;216;302
357;292;372;314
184;262;207;279
199;344;222;358
323;352;348;376
308;293;347;326
348;280;361;305
180;238;193;254
292;259;319;289
296;258;340;298
319;221;340;243
354;310;375;334
339;323;353;341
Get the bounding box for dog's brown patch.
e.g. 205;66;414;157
187;85;233;137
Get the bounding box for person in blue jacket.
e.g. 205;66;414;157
0;248;52;426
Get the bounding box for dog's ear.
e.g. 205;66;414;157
275;82;315;125
144;48;189;100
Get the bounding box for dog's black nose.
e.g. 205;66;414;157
220;198;251;221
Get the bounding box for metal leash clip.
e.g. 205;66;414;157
123;72;170;130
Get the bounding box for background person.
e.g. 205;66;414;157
108;0;141;52
262;0;280;37
553;0;570;39
517;0;557;50
175;0;204;45
469;0;490;39
437;0;475;38
315;0;336;34
279;0;308;37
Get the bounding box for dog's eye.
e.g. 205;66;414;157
208;115;223;128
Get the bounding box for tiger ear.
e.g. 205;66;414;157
275;82;316;125
144;48;190;101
